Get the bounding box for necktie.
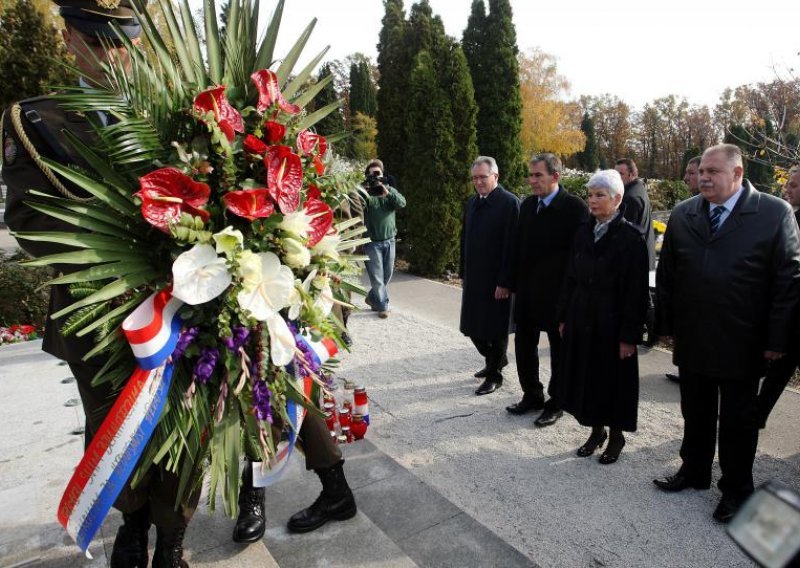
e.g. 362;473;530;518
709;205;724;235
537;200;545;214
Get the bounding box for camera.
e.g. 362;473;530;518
365;172;386;196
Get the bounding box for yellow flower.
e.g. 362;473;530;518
653;220;667;235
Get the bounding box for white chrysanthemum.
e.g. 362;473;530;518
283;237;311;269
277;209;313;238
171;244;232;305
212;226;244;257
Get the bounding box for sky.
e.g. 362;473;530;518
264;0;799;110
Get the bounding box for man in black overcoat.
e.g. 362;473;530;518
507;153;589;426
654;144;800;523
615;158;656;345
460;156;520;395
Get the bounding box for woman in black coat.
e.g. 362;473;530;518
556;170;649;464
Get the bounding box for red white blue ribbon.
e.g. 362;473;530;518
254;329;338;487
57;288;182;555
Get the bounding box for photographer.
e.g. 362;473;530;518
359;159;406;318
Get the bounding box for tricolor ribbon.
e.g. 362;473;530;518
254;329;338;487
57;288;183;555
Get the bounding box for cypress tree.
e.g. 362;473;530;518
577;112;600;172
402;5;478;275
349;59;377;118
376;0;409;180
462;0;525;191
309;63;344;139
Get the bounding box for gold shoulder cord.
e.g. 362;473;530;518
9;103;94;203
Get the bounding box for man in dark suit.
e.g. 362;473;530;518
756;165;800;427
460;156;520;396
2;2;197;565
507;153;589;427
615;158;656;345
654;144;800;523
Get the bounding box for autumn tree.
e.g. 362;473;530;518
517;48;584;159
0;0;71;108
462;0;525;191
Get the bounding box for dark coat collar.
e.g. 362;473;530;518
685;180;758;241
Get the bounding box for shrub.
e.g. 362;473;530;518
0;250;51;328
560;171;590;200
649;179;691;210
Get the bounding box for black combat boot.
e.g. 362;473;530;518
287;460;357;533
110;506;150;568
232;460;266;543
152;525;188;568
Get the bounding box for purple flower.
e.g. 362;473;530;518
194;346;219;384
173;326;199;359
223;326;250;352
253;380;273;423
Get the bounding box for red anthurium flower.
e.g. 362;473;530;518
264;121;287;144
193;86;244;142
135;168;211;232
297;129;328;174
251;69;301;115
307;185;322;200
243;134;268;156
264;145;303;214
223;189;276;221
304;197;334;247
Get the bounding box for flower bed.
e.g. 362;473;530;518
0;324;39;344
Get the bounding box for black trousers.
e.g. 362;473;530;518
757;351;798;428
678;370;760;498
70;361;199;528
514;327;561;408
470;335;509;383
299;413;343;470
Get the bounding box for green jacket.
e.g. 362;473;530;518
360;185;406;241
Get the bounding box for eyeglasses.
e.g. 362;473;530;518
471;175;493;181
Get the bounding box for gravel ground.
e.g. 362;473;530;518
336;306;800;568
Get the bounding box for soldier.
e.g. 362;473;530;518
1;2;197;566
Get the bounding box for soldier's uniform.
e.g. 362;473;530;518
2;2;197;564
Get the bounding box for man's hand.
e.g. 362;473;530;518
620;342;636;360
494;286;510;300
764;350;785;361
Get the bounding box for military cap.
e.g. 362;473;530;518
54;0;141;40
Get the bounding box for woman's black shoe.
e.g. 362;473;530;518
576;430;607;457
599;432;625;465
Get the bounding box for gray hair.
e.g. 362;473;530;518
686;155;701;168
703;144;743;168
586;169;625;198
472;156;499;175
530;153;562;176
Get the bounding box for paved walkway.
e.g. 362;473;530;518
1;256;799;567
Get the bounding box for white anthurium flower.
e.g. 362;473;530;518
237;249;263;291
283;237;311;269
278;209;313;238
236;251;294;321
212;226;244;257
288;270;317;321
311;233;340;260
171;244;232;305
267;312;296;366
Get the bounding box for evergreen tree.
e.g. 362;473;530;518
462;0;525;191
348;59;377;118
310;63;344;139
577;112;600;171
376;0;409;179
402;6;477;275
0;0;71;108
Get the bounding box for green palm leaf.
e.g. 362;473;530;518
51;272;155;319
47;261;153;285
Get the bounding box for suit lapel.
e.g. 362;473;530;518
711;182;757;243
684;195;711;241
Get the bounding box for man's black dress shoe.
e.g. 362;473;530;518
475;379;501;395
534;409;563;427
713;495;748;523
653;473;711;492
506;398;545;415
475;356;509;378
665;373;680;383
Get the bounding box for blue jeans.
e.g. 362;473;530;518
364;238;395;312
